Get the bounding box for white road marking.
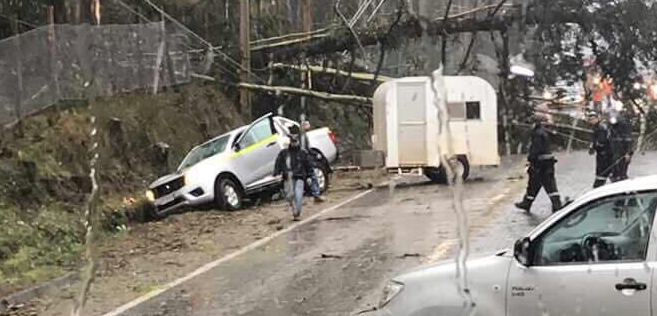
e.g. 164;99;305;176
102;189;375;316
423;238;459;264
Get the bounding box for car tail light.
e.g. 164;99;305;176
329;131;338;144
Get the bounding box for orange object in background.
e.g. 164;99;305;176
649;84;657;100
592;79;614;102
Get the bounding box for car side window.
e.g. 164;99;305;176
534;192;657;266
239;119;275;149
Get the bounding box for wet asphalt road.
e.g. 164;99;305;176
113;151;657;316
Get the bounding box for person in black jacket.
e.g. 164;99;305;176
301;120;326;203
609;112;634;182
515;114;562;213
587;110;613;188
274;133;314;221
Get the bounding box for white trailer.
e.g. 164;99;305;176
372;75;500;182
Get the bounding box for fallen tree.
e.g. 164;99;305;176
238;82;373;106
271;63;392;83
253;4;584;59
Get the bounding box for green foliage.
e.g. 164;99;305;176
0;205;83;287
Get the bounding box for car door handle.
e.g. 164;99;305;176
267;142;277;148
615;278;647;291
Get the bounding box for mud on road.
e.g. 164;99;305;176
2;156;527;316
1;169;383;316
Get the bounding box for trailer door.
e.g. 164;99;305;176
396;82;427;165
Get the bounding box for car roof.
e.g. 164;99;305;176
584;174;657;199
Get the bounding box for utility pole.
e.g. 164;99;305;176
300;0;312;136
239;0;252;120
302;0;312;32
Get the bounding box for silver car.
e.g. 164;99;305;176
146;114;338;216
371;175;657;316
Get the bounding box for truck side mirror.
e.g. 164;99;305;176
514;237;534;267
234;143;242;152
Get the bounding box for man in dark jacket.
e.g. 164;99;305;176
609;112;633;182
587;110;613;188
515;114;562;213
274;133;314;221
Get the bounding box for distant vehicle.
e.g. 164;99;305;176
372;75;500;182
368;175;657;316
146;114;338;217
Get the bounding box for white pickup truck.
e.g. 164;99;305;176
146;114;338;217
371;175;657;316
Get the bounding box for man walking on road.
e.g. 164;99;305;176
515;114;562;213
587;110;613;188
609;112;634;182
274;133;314;221
301;120;326;203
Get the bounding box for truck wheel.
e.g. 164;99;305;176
215;177;243;211
315;164;330;193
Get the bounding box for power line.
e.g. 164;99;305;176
140;0;265;84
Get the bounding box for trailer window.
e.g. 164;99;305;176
447;102;466;120
466;102;481;120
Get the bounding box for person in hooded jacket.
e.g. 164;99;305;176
274;133;314;221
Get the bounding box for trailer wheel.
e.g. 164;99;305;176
426;156;470;184
457;155;470;181
426;168;447;184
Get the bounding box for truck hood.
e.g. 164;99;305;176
385;250;513;315
149;173;183;189
149;152;230;189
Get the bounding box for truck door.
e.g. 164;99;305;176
506;191;657;316
232;115;280;189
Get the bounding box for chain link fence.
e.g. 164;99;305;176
0;22;192;126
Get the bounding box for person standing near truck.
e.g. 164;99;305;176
515;113;563;213
301;120;326;203
587;110;613;188
274;133;314;221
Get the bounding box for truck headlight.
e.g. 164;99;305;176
145;190;155;202
379;281;404;309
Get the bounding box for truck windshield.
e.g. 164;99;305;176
178;135;230;171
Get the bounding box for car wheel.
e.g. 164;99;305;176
215;178;243;211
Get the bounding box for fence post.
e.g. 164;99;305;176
11;17;24;136
161;12;179;93
48;6;61;107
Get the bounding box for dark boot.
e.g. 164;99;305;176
515;198;533;212
550;195;562;213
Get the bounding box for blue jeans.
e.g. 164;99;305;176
310;169;321;197
285;179;305;217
